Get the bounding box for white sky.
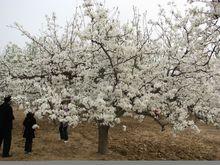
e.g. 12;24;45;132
0;0;188;51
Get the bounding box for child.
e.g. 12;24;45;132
23;112;39;154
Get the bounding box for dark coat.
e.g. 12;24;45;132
0;102;15;132
23;113;37;139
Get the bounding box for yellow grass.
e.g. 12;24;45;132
0;108;219;160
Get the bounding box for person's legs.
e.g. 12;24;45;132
59;123;65;140
0;132;3;148
63;126;68;141
0;131;4;154
29;138;33;152
25;138;33;153
24;138;28;152
2;130;12;157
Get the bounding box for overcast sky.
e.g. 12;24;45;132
0;0;188;51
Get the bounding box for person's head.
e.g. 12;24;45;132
4;95;11;104
26;112;34;118
61;96;71;105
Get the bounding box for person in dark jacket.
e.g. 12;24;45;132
23;112;38;154
0;95;14;158
59;121;68;143
59;103;69;143
59;108;69;143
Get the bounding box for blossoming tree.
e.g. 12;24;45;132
1;0;220;155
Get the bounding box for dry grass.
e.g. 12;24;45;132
0;108;220;160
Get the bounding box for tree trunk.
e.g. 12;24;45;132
98;123;110;154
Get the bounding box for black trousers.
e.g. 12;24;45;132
0;130;12;157
24;138;33;152
59;123;68;141
0;133;2;147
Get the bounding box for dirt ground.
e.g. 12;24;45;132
0;107;220;160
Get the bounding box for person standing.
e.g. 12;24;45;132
23;112;39;154
59;103;69;143
0;96;14;158
59;121;69;143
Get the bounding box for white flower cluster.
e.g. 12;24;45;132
1;0;220;133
